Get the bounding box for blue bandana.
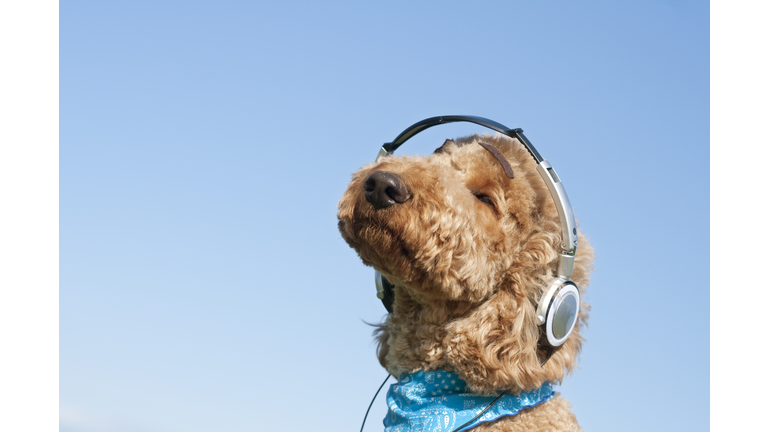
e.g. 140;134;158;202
383;370;555;432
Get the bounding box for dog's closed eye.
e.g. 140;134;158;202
475;193;494;207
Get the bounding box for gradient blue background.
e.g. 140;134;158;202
61;2;709;431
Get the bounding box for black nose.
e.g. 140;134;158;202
364;171;410;209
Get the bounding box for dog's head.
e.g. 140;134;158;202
337;134;593;394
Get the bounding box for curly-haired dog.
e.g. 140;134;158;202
338;132;593;432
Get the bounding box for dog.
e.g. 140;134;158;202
338;132;594;432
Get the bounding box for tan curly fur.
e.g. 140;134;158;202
338;134;594;431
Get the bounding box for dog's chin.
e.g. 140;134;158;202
339;217;400;270
339;216;494;304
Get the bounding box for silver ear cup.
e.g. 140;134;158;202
374;270;396;313
375;271;386;299
536;279;580;347
545;284;580;346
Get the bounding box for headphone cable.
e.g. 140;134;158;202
360;373;391;432
449;391;506;432
359;374;507;432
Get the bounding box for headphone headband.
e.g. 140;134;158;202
379;115;543;163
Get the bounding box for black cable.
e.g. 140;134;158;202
540;344;556;367
450;391;507;432
360;374;391;432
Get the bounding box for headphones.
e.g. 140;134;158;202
371;116;581;348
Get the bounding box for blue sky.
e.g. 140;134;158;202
59;2;709;431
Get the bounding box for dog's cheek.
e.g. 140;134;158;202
453;213;507;301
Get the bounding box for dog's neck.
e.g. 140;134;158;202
393;285;490;322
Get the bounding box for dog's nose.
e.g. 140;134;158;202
364;171;410;209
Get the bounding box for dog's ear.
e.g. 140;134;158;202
433;139;455;154
444;229;593;394
445;288;548;394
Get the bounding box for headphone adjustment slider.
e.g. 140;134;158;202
557;254;575;279
376;146;390;162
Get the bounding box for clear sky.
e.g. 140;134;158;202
60;2;709;431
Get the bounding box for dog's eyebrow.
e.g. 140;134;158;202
478;142;514;179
